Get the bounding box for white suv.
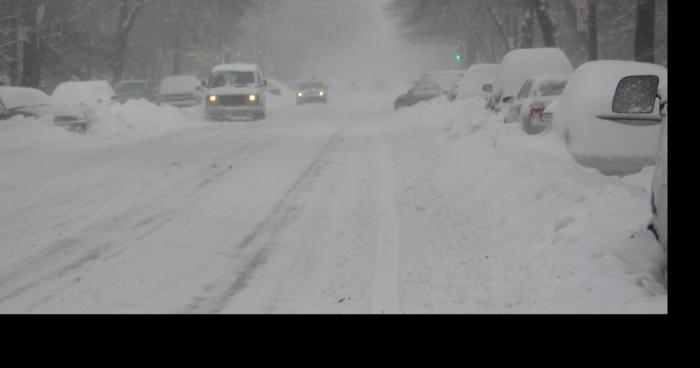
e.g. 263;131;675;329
205;64;267;121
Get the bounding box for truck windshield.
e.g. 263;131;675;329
209;71;256;88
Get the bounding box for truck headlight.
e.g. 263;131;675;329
248;94;257;102
208;95;217;103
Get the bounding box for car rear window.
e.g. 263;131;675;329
538;80;568;97
612;75;659;114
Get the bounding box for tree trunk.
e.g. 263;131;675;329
172;3;184;75
561;0;589;56
635;0;656;63
112;0;149;82
520;0;535;48
21;0;42;88
8;0;20;85
587;0;598;60
534;0;557;47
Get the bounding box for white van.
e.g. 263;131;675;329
205;64;267;121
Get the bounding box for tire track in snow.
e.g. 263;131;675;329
370;133;401;314
185;128;345;314
0;133;287;310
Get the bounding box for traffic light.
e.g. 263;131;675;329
455;53;462;62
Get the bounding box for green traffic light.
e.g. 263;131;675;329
455;54;462;61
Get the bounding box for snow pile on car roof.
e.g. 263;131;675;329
159;75;201;95
457;64;500;100
498;48;574;98
212;64;261;72
51;81;114;110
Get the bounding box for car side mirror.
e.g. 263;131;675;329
482;84;493;93
502;96;514;104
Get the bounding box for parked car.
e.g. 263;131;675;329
205;63;267;121
157;75;205;107
51;80;114;115
394;80;445;110
455;64;500;103
506;74;570;134
266;78;287;96
650;95;667;252
112;80;154;104
417;70;465;101
296;80;328;105
554;60;667;176
0;86;89;132
490;48;573;113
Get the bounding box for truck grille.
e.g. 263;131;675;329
219;95;249;107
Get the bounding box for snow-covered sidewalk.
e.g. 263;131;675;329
387;98;667;313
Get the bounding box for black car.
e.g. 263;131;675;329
394;81;446;110
296;80;328;105
112;80;154;104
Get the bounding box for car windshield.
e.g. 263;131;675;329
209;71;256;88
299;81;325;90
538;80;568;97
115;82;147;95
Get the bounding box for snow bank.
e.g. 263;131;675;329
0;99;207;152
387;97;666;313
88;99;206;141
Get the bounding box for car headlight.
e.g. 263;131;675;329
319;91;325;96
248;94;257;102
297;92;303;97
208;95;217;103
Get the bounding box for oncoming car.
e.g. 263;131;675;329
296;80;328;105
205;64;267;121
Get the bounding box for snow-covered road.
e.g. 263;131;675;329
0;91;667;313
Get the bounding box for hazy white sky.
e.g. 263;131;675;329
309;0;454;87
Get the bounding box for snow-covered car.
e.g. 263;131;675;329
51;80;114;113
418;70;465;101
394;80;445;110
455;63;500;102
554;60;667;176
157;75;205;107
506;74;570;134
650;98;667;252
0;86;89;132
112;80;155;104
205;63;267;121
266;78;285;96
490;48;573;113
296;80;328;105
